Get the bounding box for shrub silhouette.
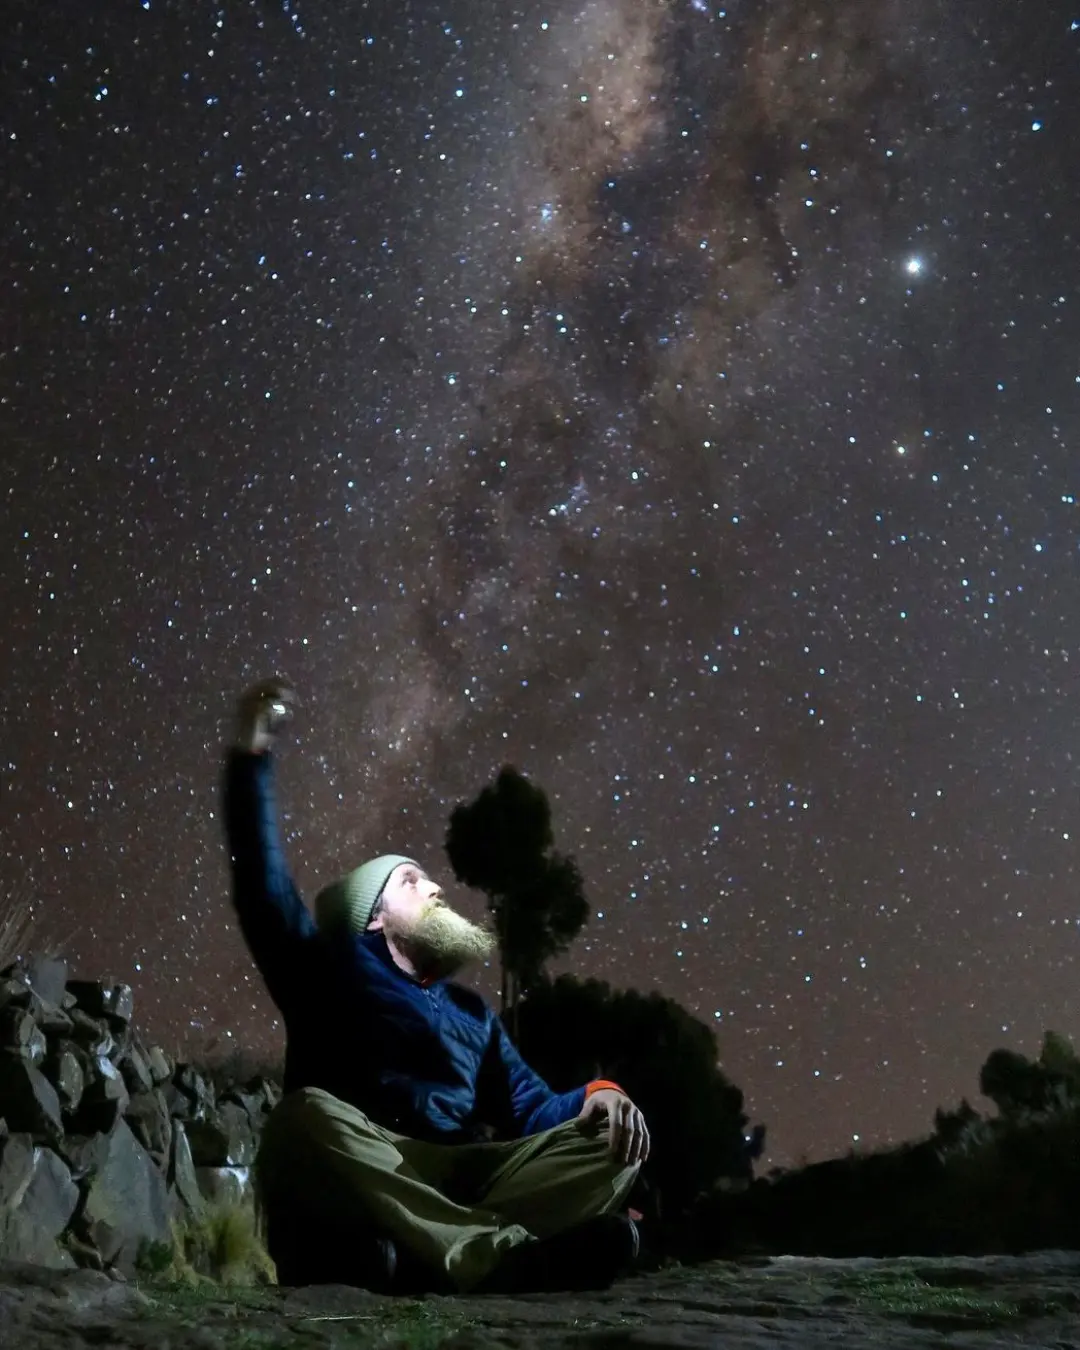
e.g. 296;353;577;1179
515;973;760;1220
980;1031;1080;1116
685;1030;1080;1261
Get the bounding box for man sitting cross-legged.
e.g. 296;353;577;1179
221;678;649;1295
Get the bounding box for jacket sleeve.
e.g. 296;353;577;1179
486;1016;588;1137
222;748;316;1015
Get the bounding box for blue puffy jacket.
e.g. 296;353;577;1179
223;749;592;1143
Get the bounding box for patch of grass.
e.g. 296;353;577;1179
284;1300;469;1350
136;1199;277;1287
363;1301;470;1349
137;1280;280;1316
134;1284;470;1350
219;1335;301;1350
826;1269;1031;1326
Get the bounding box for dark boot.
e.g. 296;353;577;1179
266;1211;398;1293
476;1213;640;1294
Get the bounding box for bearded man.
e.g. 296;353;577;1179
222;678;648;1295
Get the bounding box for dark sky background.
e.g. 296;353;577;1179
2;0;1079;1166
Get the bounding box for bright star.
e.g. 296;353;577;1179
905;256;924;276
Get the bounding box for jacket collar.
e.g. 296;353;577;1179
360;929;437;988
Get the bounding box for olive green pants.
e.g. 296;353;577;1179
255;1087;640;1292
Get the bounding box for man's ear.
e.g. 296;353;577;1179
366;913;385;932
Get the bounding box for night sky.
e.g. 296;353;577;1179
3;0;1079;1167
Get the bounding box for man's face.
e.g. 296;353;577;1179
376;862;444;926
369;862;495;977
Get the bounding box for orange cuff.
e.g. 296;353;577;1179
585;1079;625;1098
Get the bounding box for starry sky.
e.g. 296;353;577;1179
3;0;1080;1167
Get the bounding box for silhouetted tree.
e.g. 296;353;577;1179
1038;1030;1080;1085
516;973;762;1218
980;1048;1050;1115
932;1097;981;1147
979;1032;1080;1118
445;767;588;1034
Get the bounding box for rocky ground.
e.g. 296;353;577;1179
3;1250;1080;1350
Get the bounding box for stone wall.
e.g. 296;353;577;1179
0;954;280;1273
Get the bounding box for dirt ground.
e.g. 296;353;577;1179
3;1249;1080;1349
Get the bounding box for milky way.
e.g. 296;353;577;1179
3;0;1079;1164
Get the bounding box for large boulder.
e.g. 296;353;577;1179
0;1054;64;1141
0;1007;47;1064
67;1055;130;1136
0;1132;33;1212
167;1120;202;1216
0;975;72;1034
0;1133;79;1268
29;992;75;1039
258;1076;282;1110
75;1120;171;1271
162;1064;214;1123
222;1085;270;1128
0;972;31;1011
64;982;132;1042
145;1045;172;1086
195;1165;252;1209
66;981;134;1029
119;1044;154;1097
124;1091;172;1160
66;1009;116;1059
186;1102;257;1167
42;1042;85;1113
23;955;69;1008
61;1131;114;1184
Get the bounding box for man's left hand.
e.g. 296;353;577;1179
578;1089;650;1164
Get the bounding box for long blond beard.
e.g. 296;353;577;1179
387;902;496;979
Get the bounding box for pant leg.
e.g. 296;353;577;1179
476;1117;641;1240
255;1087;530;1291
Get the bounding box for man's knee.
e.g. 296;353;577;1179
288;1085;368;1122
583;1131;643;1207
258;1089;385;1194
267;1087;382;1143
551;1121;644;1200
576;1120;642;1170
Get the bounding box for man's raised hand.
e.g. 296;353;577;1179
233;677;296;754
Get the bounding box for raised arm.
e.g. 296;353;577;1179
222;679;316;1015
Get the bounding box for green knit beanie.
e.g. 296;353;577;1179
314;854;419;936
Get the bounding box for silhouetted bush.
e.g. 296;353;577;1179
515;973;761;1223
684;1031;1080;1262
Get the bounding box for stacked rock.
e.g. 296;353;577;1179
0;954;280;1273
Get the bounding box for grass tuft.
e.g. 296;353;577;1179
819;1268;1069;1328
138;1199;277;1287
133;1282;471;1350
